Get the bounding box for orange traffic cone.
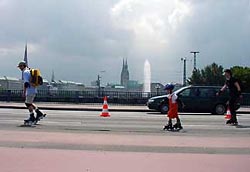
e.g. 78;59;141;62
100;96;110;117
224;107;232;119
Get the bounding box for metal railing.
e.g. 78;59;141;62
0;89;165;105
0;89;249;106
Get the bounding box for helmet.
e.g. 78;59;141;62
17;61;26;67
164;83;175;90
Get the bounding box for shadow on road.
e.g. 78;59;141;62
146;112;215;116
236;125;250;129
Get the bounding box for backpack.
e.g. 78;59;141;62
30;69;43;87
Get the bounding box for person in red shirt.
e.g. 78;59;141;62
163;83;183;131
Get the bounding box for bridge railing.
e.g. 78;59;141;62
0;89;249;106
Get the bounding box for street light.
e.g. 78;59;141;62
97;71;106;97
155;84;161;96
181;58;187;86
190;51;199;71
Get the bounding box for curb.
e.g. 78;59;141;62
0;105;249;114
0;105;152;113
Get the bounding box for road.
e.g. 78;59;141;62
0;108;250;172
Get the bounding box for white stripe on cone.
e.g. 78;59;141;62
225;108;231;119
100;96;110;117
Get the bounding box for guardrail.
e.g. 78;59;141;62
0;90;164;105
0;89;249;106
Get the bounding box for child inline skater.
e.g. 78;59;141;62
163;83;183;131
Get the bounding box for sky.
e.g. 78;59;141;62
0;0;250;85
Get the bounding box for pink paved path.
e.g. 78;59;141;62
0;130;250;172
1;147;250;172
1;130;250;148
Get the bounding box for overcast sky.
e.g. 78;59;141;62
0;0;250;85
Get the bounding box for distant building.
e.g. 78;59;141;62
106;83;125;89
91;80;98;87
120;59;129;88
51;80;85;91
49;71;85;91
0;76;51;91
151;83;164;93
38;79;50;90
127;80;143;91
0;76;22;90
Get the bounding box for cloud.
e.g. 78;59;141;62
110;0;192;50
0;0;249;85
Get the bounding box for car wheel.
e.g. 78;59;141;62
213;104;226;115
160;104;169;114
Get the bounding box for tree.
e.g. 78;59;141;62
188;69;203;85
231;66;250;92
188;63;224;86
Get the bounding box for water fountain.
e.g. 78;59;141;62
143;59;151;93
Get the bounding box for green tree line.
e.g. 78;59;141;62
188;63;250;93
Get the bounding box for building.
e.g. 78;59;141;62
0;76;22;90
50;80;85;91
127;80;143;91
151;83;164;93
120;59;129;88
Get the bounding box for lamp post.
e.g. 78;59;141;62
181;58;187;86
190;51;199;71
155;84;161;96
97;75;101;97
97;71;106;97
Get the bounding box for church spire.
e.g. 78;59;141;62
51;70;55;82
120;58;129;88
23;43;28;67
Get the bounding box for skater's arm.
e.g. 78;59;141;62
217;84;227;96
234;81;242;98
23;82;29;97
220;84;227;92
234;82;241;92
22;70;30;97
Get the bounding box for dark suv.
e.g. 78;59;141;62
147;85;240;115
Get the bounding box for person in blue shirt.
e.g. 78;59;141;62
17;61;45;124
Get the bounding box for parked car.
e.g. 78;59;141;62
147;85;240;115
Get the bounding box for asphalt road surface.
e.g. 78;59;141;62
0;109;250;172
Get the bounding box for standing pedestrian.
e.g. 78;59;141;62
217;69;242;125
163;83;183;131
17;61;46;125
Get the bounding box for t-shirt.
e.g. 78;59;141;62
22;68;37;96
225;77;239;97
167;93;178;104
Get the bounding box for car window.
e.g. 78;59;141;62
179;88;191;97
199;88;216;97
190;88;200;97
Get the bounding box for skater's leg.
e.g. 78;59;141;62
25;94;35;111
229;97;238;124
24;103;36;124
32;103;45;120
25;103;35;113
24;95;37;124
173;117;183;130
176;117;181;123
163;119;173;130
26;94;45;121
